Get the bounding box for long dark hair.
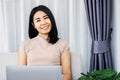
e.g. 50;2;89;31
29;5;59;44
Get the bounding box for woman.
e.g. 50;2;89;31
18;5;71;80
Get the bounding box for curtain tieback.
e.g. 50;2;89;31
92;39;110;54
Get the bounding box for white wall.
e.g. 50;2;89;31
0;53;17;80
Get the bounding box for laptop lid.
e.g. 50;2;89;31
6;66;63;80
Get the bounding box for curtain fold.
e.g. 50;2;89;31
85;0;113;72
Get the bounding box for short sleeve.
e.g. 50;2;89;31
18;40;29;54
59;40;70;54
18;41;26;53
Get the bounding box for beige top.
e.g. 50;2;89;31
19;35;69;66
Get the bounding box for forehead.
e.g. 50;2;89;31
34;11;47;19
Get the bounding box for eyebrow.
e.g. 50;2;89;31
43;15;48;18
34;15;48;20
35;18;40;20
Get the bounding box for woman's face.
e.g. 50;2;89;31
33;11;52;35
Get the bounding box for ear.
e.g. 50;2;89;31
32;22;36;29
32;22;34;26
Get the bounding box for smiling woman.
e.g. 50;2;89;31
18;5;71;80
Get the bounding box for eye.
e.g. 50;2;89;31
36;19;40;22
44;16;49;19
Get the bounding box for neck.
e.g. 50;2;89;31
38;33;49;40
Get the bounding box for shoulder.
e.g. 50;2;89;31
57;39;69;46
19;37;37;49
20;38;35;46
56;39;70;54
19;37;37;53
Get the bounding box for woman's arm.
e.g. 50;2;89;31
61;49;71;80
18;48;27;65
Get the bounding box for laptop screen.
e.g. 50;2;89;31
6;66;63;80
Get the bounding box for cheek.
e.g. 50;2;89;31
47;19;51;24
34;23;40;28
47;19;52;28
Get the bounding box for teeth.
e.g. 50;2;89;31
42;26;48;30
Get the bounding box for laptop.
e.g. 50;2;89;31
6;66;63;80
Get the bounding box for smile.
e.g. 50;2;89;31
41;25;49;30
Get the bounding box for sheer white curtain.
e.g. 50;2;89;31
112;0;120;72
0;0;31;52
0;0;90;79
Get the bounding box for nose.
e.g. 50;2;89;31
40;19;46;25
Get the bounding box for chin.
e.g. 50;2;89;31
42;30;51;34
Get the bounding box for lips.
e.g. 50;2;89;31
41;25;49;30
